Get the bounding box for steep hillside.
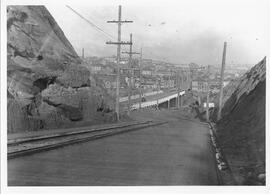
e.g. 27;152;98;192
7;6;114;133
216;57;266;185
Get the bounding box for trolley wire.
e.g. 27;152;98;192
66;5;116;40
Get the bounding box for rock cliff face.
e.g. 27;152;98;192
216;57;266;185
220;57;265;117
7;6;114;133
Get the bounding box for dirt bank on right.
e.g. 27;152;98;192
215;57;266;185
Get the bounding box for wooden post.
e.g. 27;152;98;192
217;42;227;120
82;48;84;59
180;70;183;107
206;65;210;122
106;5;133;121
122;44;140;114
139;47;142;109
116;6;122;121
177;69;180;109
127;34;132;116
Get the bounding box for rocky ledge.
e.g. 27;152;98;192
7;6;114;133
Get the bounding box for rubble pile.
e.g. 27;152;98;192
7;6;114;133
215;57;266;185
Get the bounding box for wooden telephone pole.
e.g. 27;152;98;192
122;34;140;115
180;70;184;107
176;69;180;109
106;5;133;121
217;42;227;121
169;69;172;89
139;47;143;109
206;65;210;122
82;48;84;59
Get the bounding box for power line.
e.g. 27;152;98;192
65;5;115;40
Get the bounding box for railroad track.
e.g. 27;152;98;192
8;120;166;159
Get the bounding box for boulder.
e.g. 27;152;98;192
257;173;265;182
7;6;114;133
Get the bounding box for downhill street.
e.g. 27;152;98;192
8;109;218;185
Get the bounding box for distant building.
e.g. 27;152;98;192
133;69;140;77
104;80;116;89
155;70;172;77
141;66;153;76
103;64;115;74
192;79;208;93
142;58;153;64
91;64;102;73
120;68;130;75
141;77;157;89
160;79;174;88
98;74;117;89
189;62;200;69
142;70;152;76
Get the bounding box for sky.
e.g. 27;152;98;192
46;0;270;66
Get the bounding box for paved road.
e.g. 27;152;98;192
8;110;218;185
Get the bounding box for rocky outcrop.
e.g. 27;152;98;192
7;6;114;133
216;57;266;185
220;57;265;117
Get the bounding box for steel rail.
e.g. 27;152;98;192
8;121;152;146
8;121;167;159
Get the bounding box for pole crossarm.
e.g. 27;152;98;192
107;20;133;23
105;5;133;121
122;52;140;55
106;41;132;45
120;67;141;71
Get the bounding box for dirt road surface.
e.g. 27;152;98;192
8;109;218;185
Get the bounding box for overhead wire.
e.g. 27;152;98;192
66;5;140;59
65;5;116;40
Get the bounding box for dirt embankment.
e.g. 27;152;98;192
7;6;115;133
214;57;266;185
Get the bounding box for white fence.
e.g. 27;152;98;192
119;90;163;102
131;90;185;110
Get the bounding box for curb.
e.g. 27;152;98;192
208;122;237;185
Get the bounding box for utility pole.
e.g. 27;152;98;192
180;69;184;107
189;68;192;89
156;76;160;110
106;5;133;121
206;65;210;122
122;34;140;115
189;66;193;90
126;34;133;116
169;69;173;89
82;48;84;59
217;42;227;121
177;69;180;109
139;47;143;109
186;69;189;89
185;68;189;90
